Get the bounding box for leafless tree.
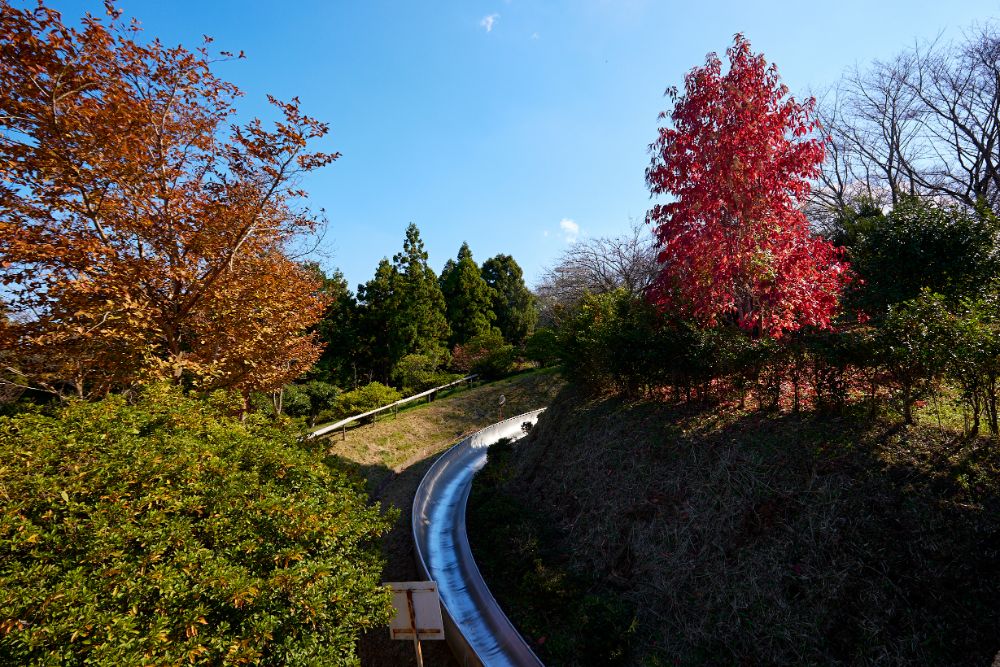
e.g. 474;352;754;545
811;23;1000;226
534;219;660;325
908;25;1000;208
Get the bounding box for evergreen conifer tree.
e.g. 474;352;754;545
356;258;399;383
440;242;497;346
482;254;538;345
392;224;451;357
303;263;361;386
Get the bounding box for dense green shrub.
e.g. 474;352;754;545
878;290;955;423
557;290;771;401
948;296;1000;434
336;381;402;419
283;380;341;427
0;385;394;666
839;197;1000;318
451;330;516;380
553;277;1000;430
524;328;560;367
556;291;615;388
390;353;459;395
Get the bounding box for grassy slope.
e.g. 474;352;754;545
315;369;564;667
469;385;1000;666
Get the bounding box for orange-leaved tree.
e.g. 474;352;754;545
0;1;335;399
646;34;850;337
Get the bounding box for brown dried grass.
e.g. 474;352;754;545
484;385;1000;666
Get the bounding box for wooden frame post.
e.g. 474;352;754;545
405;589;424;667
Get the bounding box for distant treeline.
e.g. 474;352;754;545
273;223;539;422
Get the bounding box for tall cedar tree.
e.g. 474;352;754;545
356;259;398;383
440;243;496;346
355;224;449;383
0;2;334;398
646;35;850;337
304;263;361;387
481;254;537;345
393;224;450;357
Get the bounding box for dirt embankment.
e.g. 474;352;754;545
470;385;1000;666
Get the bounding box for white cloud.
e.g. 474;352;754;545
559;218;579;243
480;13;499;32
543;230;549;237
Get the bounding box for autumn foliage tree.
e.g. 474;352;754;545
646;34;850;337
0;1;334;399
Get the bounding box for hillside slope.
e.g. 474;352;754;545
317;370;564;667
469;386;1000;666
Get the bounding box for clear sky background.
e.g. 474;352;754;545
43;0;1000;292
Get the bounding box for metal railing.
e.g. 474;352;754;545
307;374;477;440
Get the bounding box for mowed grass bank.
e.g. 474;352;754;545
318;368;563;499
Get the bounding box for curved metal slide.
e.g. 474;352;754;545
411;409;547;667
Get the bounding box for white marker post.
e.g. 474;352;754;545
386;581;445;666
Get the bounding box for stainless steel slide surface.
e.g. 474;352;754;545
412;409;547;667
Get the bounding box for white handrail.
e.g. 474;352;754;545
307;374;478;439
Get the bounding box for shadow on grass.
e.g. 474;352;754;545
470;386;1000;666
324;450;460;667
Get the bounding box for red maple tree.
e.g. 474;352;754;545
646;34;850;337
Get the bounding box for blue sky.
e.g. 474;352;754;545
45;0;1000;291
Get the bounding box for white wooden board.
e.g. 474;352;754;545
386;581;445;641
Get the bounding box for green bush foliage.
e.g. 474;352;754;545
451;330;516;380
283;380;341;427
336;382;402;419
557;290;768;401
0;385;394;666
391;353;459;395
839;197;1000;318
524;328;560;367
877;290;955;423
948;295;1000;434
554;283;1000;433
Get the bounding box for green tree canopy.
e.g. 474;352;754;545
356;258;399;383
440;242;496;346
304;262;361;387
839;197;1000;318
482;254;538;345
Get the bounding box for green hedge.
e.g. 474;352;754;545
451;330;516;380
0;385;394;665
336;382;402;420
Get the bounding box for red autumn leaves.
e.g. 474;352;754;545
646;34;850;337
